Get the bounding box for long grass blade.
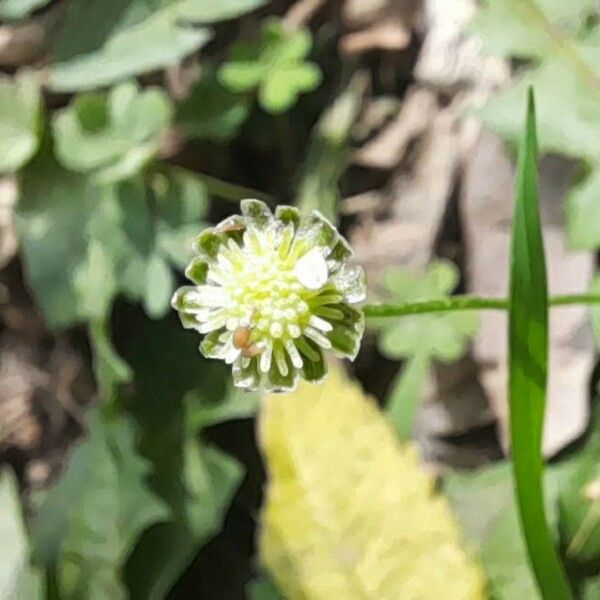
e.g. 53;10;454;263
508;88;573;599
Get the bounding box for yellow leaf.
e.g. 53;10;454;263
259;363;485;600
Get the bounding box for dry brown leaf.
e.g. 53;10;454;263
353;87;436;169
0;177;17;270
340;0;418;56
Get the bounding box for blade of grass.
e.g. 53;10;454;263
508;88;572;599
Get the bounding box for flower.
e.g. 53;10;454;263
171;199;366;392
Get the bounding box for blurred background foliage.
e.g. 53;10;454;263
2;0;600;598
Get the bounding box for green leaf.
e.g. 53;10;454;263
73;240;118;320
0;0;50;20
16;150;126;327
143;252;174;319
17;162;207;327
374;260;479;362
295;73;368;222
52;81;172;183
49;0;267;92
219;17;322;113
31;410;169;600
89;320;133;400
247;574;285;600
176;73;250;141
508;89;572;599
0;469;43;600
473;0;600;249
557;406;600;564
152;167;209;269
0;72;41;173
117;168;209;318
446;463;548;600
184;384;259;431
120;313;245;599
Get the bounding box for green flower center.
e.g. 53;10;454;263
216;228;332;346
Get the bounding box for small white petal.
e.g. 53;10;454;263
225;345;242;364
217;253;234;272
241;356;251;369
274;344;289;376
207;267;227;285
304;326;332;350
259;341;273;373
288;323;302;338
198;311;228;333
294;248;328;290
243;228;263;254
195;285;229;307
184;307;211;320
269;321;283;338
309;314;333;332
284;339;303;369
227;238;243;257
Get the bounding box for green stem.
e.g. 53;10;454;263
195;172;276;205
386;353;430;441
363;293;600;318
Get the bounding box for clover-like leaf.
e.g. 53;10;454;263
16;149;126;327
0;0;49;21
0;72;41;174
176;73;250;141
48;0;268;92
119;168;209;319
31;410;170;600
52;81;172;183
374;260;479;362
218;17;322;113
17;146;207;327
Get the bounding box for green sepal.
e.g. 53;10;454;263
233;356;261;390
241;199;273;230
185;257;209;284
300;340;326;382
327;304;364;360
194;229;223;259
275;205;301;230
199;331;224;359
171;286;199;311
267;347;297;391
298;210;338;249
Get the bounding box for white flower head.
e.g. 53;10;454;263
172;199;366;392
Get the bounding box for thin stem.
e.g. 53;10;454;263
195;172;277;206
363;293;600;318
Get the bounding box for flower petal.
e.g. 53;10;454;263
294;247;328;290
